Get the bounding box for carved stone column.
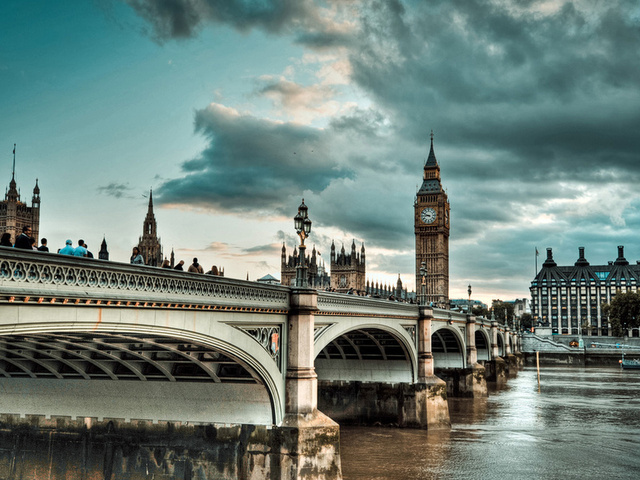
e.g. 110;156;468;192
505;327;512;355
286;288;318;414
283;287;342;479
490;320;500;359
486;319;507;384
466;314;478;366
414;306;450;428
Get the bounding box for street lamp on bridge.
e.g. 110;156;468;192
294;199;312;287
419;261;427;305
467;284;472;314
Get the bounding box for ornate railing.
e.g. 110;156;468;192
0;248;289;310
317;291;419;320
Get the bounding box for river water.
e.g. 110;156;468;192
340;367;640;480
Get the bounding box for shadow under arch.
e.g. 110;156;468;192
0;325;282;426
432;327;465;368
314;325;416;383
475;328;491;361
497;332;505;356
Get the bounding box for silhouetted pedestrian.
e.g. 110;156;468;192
14;226;32;249
173;260;184;271
0;233;12;247
37;238;49;252
188;258;204;273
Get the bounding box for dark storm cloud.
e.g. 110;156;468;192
125;0;317;39
97;182;134;198
133;0;640;295
349;0;640;183
156;103;354;212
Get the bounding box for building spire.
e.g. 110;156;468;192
6;144;18;202
12;144;16;181
426;130;438;167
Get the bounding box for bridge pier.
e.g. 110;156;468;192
316;308;450;429
285;288;342;480
485;320;508;384
416;309;450;427
503;327;519;377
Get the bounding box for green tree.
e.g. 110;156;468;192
520;313;533;331
602;291;640;337
472;305;490;318
491;300;515;326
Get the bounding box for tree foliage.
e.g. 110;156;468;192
602;291;640;337
472;305;490;318
491;300;515;326
520;313;533;331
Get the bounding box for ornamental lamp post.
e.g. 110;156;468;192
419;261;427;305
467;284;472;314
294;199;312;287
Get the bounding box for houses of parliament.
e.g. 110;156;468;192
281;133;451;304
3;138;452;305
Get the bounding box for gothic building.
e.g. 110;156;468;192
138;190;163;266
99;237;109;260
531;246;640;337
330;240;366;293
280;244;330;288
0;148;40;243
414;132;450;306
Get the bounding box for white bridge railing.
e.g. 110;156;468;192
0;248;289;310
0;248;506;330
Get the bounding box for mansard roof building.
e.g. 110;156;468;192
531;246;640;337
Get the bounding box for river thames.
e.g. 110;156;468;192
340;366;640;480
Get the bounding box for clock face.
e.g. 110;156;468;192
421;207;437;224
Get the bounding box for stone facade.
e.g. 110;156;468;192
414;133;450;307
0;151;40;244
281;243;331;288
137;190;163;266
330;240;366;293
531;246;640;336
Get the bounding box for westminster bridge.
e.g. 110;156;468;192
0;249;520;479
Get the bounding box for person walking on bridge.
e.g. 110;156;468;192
59;240;75;255
188;258;204;273
14;226;32;249
130;247;144;265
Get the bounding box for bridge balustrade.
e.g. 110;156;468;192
0;248;289;311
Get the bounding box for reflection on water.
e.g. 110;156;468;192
341;367;640;480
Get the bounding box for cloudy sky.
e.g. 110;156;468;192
2;0;639;305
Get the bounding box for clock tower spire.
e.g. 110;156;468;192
414;131;450;307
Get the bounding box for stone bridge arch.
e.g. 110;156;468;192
475;327;491;361
497;331;506;356
313;321;417;383
0;308;286;426
431;325;465;368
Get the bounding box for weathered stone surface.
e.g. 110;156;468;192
317;379;450;429
435;364;487;398
0;415;342;480
484;357;508;385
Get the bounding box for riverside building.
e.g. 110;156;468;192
531;246;640;337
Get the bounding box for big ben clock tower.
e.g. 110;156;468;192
415;132;450;306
